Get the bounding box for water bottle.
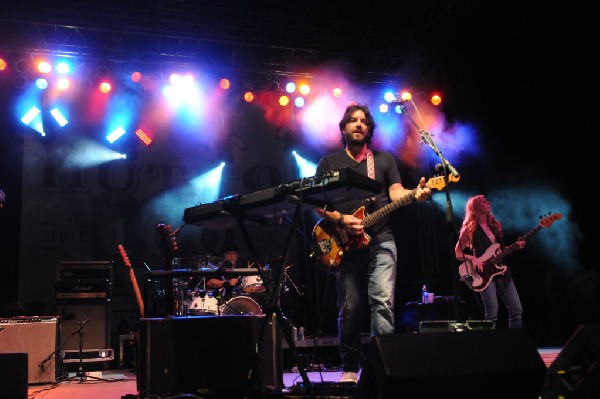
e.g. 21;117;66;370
422;284;429;304
297;326;304;340
291;326;298;341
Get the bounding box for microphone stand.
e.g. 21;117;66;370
398;103;464;322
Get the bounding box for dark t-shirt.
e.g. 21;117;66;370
315;148;402;243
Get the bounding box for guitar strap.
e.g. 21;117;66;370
366;149;375;179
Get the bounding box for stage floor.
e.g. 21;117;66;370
25;348;559;399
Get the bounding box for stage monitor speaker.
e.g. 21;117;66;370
355;329;546;399
0;317;59;384
137;314;283;398
55;302;109;350
0;353;28;399
541;324;600;399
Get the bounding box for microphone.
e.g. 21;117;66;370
435;161;460;178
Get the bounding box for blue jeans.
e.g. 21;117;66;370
337;239;397;372
479;272;523;329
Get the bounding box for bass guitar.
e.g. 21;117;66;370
458;212;561;292
311;174;459;271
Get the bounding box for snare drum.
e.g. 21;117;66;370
188;291;220;316
241;275;265;293
220;296;262;316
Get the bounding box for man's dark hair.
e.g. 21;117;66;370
339;104;376;146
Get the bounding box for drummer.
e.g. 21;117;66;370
206;245;244;301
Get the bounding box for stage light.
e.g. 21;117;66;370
298;84;310;96
131;71;142;83
292;151;317;177
219;78;231;90
37;61;51;74
35;78;48;90
333;87;342;98
400;91;412;102
431;93;442;106
55;62;70;74
244;91;254;103
99;81;112;93
379;103;390;113
50;108;69;127
294;97;305;108
285;82;296;93
21;106;41;125
106;126;126;143
0;58;6;71
56;78;70;90
279;95;290;107
135;128;153;146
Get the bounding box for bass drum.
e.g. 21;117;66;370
220;296;262;316
188;291;220;316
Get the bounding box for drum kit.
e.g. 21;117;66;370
170;256;268;317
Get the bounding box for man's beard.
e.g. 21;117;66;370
346;134;367;146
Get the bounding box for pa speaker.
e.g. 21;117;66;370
355;329;546;399
541;324;600;399
0;353;28;399
56;301;109;350
137;314;283;398
0;317;59;384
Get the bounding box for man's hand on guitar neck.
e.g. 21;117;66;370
414;176;432;202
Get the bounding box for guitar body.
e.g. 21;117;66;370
312;206;371;271
458;243;508;292
311;174;461;271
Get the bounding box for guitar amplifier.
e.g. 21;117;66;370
55;280;111;300
0;317;60;384
57;261;112;282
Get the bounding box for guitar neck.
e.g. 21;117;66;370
492;225;542;264
363;189;416;228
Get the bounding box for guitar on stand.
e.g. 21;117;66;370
118;244;145;318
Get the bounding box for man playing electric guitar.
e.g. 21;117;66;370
455;194;525;329
313;104;432;383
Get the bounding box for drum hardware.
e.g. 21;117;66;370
282;264;303;297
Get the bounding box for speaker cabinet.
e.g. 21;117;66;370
55;302;109;350
0;353;28;399
0;317;59;384
542;324;600;399
355;329;546;399
137;315;283;397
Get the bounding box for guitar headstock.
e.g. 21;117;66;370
540;213;561;228
118;244;132;269
158;223;179;255
427;174;460;192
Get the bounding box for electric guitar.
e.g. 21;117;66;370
458;213;561;292
311;174;459;271
118;244;145;318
